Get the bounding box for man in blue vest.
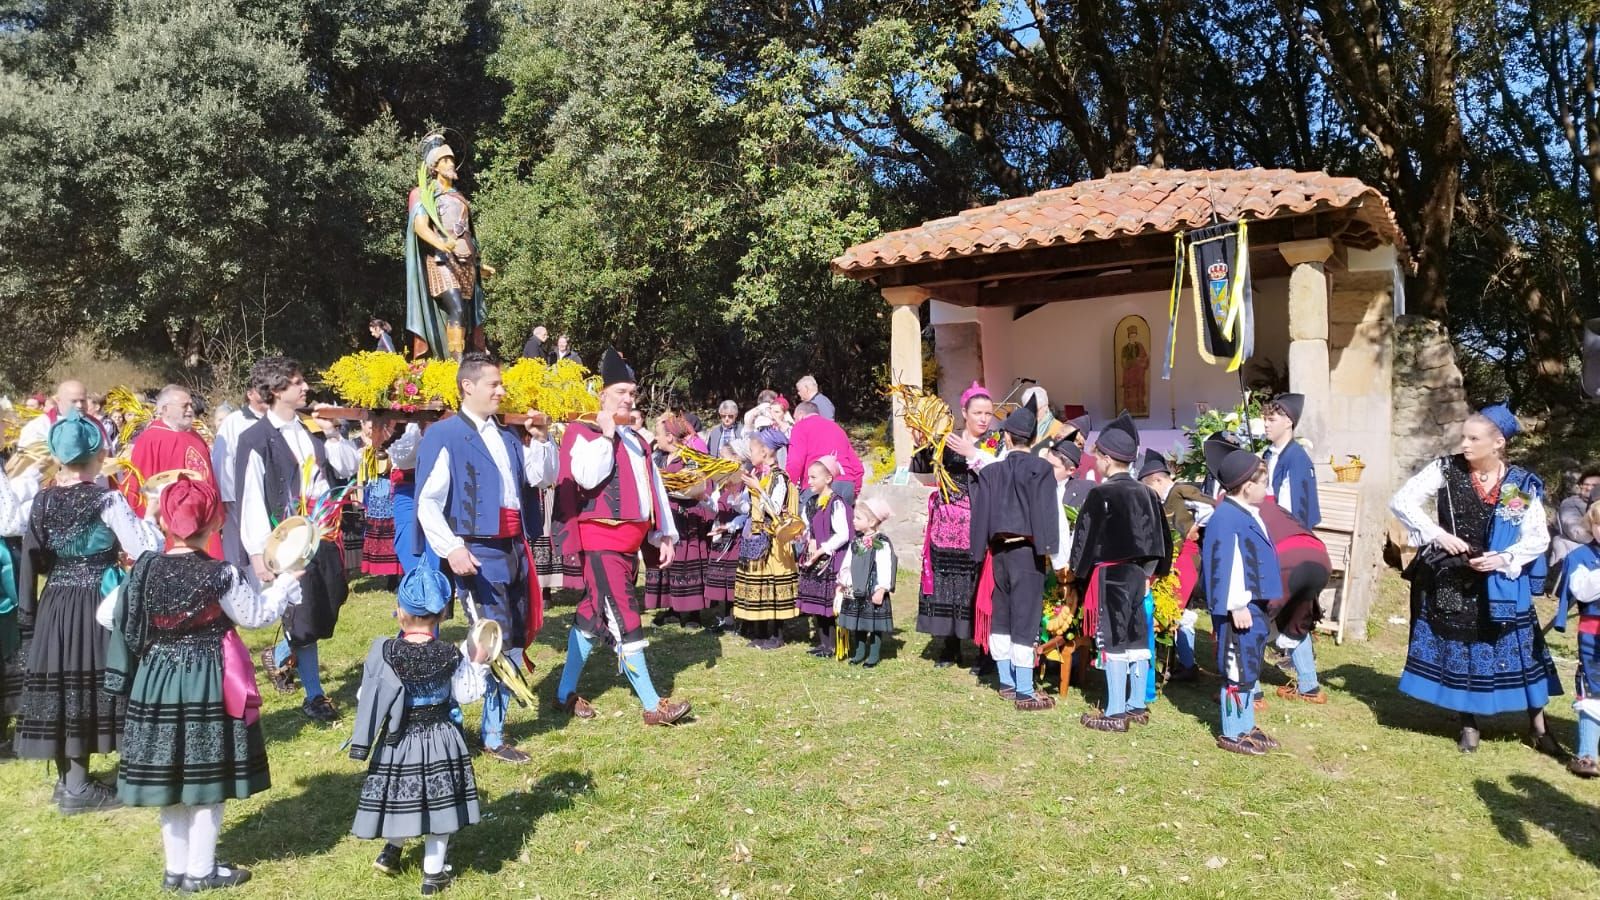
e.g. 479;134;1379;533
415;352;557;763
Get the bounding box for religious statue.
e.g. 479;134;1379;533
405;130;495;360
1115;315;1151;418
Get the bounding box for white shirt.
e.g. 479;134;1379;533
212;407;263;503
811;495;850;556
0;470;23;538
1223;499;1270;611
239;411;358;558
568;425;678;545
1390;458;1550;577
18;413;50;449
1570;559;1600;606
1263;438;1293;514
836;536;894;594
1050;479;1076;571
388;423;422;470
417;412;558;559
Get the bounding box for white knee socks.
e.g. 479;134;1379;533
160;805;190;875
186;803;223;880
423;834;451;875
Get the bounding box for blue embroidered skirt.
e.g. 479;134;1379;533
1399;608;1561;715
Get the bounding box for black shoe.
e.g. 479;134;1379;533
302;695;341;724
807;645;829;658
682;617;704;630
58;780;123;815
651;611;675;627
933;659;954;669
420;868;455;896
374;843;404;875
1458;725;1481;753
179;865;251;893
163;872;183;892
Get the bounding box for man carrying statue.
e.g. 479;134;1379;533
405;130;495;360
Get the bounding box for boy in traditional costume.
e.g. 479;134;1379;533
415;353;556;763
1138;448;1215;681
969;398;1060;711
235;357;359;724
106;476;302;892
1261;393;1320;529
1201;439;1282;755
552;349;691;726
1557;500;1600;776
1071;414;1173;732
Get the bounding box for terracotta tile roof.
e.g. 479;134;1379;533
832;167;1407;276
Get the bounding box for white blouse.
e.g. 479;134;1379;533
0;469;22;538
836;538;895;594
1389;458;1550;577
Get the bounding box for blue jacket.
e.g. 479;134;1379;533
413;414;542;551
1201;498;1283;616
1268;440;1321;529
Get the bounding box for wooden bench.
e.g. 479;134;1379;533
1313;482;1362;644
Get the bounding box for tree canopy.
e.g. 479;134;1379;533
1;0;1596;412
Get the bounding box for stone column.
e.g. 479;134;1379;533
882;286;931;469
1280;239;1335;453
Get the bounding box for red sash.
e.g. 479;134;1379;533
496;509;544;651
974;553;995;651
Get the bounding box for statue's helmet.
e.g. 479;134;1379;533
419;128;468;173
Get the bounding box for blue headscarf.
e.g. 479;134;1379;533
753;426;789;452
1478;403;1521;440
397;566;451;617
47;409;103;465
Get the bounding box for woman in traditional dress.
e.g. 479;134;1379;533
360;420;403;587
16;410;160;813
0;467;25;754
644;414;712;627
732;427;799;649
704;440;749;635
352;567;489;896
913;381;1000;670
797;457;852;657
1390;405;1562;754
105;476;302;892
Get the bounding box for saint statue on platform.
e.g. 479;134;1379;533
405;130;494;360
1115;315;1151;418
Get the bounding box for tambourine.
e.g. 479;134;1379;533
264;515;319;574
466;619;537;708
142;467;205;499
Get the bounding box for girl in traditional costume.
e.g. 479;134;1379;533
105;476;303;892
0;467;25;754
704;440;750;634
644;414;712;627
837;497;897;667
360;420;403;585
1390;405;1562;755
353;566;490;896
797;458;852;657
733;427;799;649
913;381;1000;670
16;410;161;813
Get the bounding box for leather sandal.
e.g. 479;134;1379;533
1123;708;1151;726
556;694;598;720
1247;727;1280;751
1080;710;1128;733
1275;684;1328;704
997;687;1018;702
643;697;692;726
1568;755;1600;778
1216;734;1266;756
1014;694;1056;712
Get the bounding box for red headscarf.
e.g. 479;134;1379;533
159;474;222;540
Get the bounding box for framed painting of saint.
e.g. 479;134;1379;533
1114;315;1151;418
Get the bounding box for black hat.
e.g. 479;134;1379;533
599;347;635;387
1002;395;1038;442
1268;393;1305;427
1203;437;1261;492
1065;414;1092;439
1043;437;1081;467
1138;448;1170;479
1096;412;1139;463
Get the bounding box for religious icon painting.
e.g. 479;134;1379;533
1114;314;1152;419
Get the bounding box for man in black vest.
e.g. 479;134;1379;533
235;356;359;723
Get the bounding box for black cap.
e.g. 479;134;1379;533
1138;448;1170;479
1203;437;1260;492
1269;393;1305;427
1044;437;1081;467
1065;414;1092;439
1096;412;1139;463
599;347;635;387
1002;394;1038;442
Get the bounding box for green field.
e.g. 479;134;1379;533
3;572;1596;899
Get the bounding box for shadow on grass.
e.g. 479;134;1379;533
469;769;596;875
258;659;366;744
1475;774;1600;869
224;768;366;864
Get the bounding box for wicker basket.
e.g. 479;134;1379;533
1330;455;1366;483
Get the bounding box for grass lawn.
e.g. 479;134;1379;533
3;570;1597;899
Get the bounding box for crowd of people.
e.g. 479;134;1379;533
0;348;1588;894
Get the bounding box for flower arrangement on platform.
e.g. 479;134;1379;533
323;352;414;409
501;358;600;421
321;351;601;419
1174;393;1267;481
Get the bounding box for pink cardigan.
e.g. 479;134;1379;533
785;416;865;491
